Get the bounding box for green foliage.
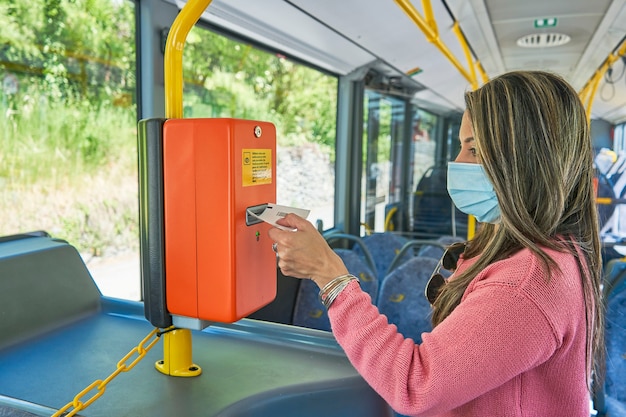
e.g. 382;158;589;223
2;97;136;183
183;26;338;157
1;0;137;255
1;0;337;256
1;0;136;105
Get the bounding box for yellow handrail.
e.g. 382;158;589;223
451;22;478;90
384;206;398;231
475;61;489;84
579;38;626;119
164;0;213;118
394;0;482;89
421;0;438;41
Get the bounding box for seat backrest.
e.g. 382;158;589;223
417;235;466;260
386;236;465;279
292;249;378;331
412;166;468;238
603;257;626;288
604;268;626;408
385;239;441;276
0;232;102;350
325;232;378;278
292;278;330;331
376;256;439;343
354;233;409;281
596;174;617;229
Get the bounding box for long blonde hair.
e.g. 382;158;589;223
431;70;604;389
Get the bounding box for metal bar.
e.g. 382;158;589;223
452;22;478;90
476;61;489;84
597;197;626;205
579;39;626;118
421;0;438;41
164;0;213;118
394;0;474;84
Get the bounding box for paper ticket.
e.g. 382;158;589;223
247;203;310;231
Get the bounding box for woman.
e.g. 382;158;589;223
268;71;604;416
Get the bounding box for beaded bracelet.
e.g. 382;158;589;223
318;274;359;309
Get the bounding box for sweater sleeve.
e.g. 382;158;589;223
328;278;561;416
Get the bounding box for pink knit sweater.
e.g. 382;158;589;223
329;247;590;416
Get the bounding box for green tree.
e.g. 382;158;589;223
0;2;44;60
183;26;337;152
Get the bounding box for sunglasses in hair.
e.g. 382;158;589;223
425;241;467;305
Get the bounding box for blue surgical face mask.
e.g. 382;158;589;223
447;162;501;224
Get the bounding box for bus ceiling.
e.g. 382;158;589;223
168;0;626;125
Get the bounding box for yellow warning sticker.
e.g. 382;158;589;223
242;149;272;187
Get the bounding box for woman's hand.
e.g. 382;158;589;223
268;214;348;288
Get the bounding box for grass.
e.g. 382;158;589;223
0;94;336;258
0;99;139;256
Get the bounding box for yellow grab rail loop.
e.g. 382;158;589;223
394;0;481;89
579;39;626;119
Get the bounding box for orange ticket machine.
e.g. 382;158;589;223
138;118;277;328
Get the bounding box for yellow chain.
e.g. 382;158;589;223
52;327;166;417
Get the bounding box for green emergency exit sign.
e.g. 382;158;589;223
534;18;557;28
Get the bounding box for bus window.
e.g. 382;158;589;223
361;91;407;233
183;26;338;229
0;0;139;300
444;116;462;163
410;109;438;195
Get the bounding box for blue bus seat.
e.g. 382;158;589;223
602;265;626;416
292;277;331;331
595;173;617;229
325;232;379;278
385;235;464;279
376;256;439;343
292;249;377;330
354;233;409;281
384;239;442;277
412;166;468;238
0;232;101;350
599;151;626;240
251;231;383;325
417;235;466;259
603;257;626;288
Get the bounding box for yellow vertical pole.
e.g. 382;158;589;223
164;0;213;118
467;215;476;240
157;0;213;377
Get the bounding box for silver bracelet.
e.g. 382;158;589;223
319;274;359;309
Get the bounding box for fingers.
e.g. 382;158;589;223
274;213;312;231
267;215;348;285
268;214;313;247
268;215;318;279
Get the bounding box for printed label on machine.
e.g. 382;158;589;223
242;149;272;187
247;204;310;230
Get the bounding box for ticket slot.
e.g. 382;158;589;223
246;203;269;226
